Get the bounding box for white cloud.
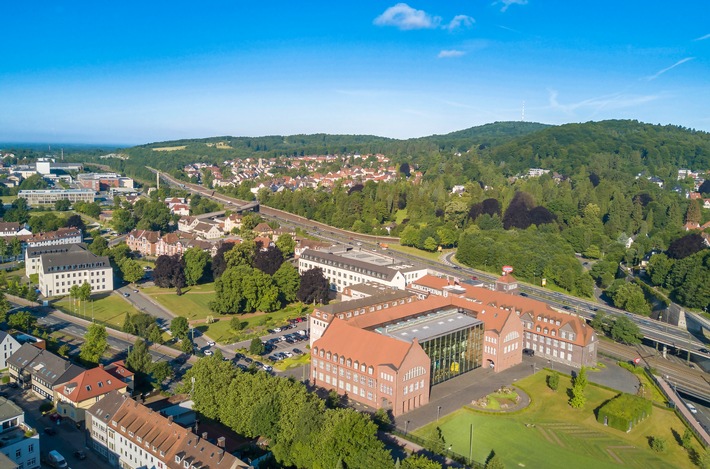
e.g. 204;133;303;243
374;3;441;30
438;50;466;58
496;0;528;12
693;33;710;41
644;57;694;81
446;15;475;31
547;89;659;114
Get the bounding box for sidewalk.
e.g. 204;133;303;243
656;376;710;446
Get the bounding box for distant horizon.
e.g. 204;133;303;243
1;2;708;144
1;117;709;151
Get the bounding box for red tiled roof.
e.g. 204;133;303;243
56;366;128;403
496;274;518;284
313;318;415;369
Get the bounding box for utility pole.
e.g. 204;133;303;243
468;423;473;462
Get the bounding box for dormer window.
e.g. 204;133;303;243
175;456;181;463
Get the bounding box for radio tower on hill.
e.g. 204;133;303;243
521;101;525;122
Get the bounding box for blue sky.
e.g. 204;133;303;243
1;1;708;145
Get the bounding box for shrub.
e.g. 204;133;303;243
547;372;559;391
651;436;667;453
39;402;54;414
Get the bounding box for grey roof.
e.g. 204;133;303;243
41;248;110;274
319;289;414;315
300;249;424;282
7;343;85;386
0;397;23;422
26;242;86;259
376;308;482;343
87;389;128;422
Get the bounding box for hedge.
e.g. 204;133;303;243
597;393;652;432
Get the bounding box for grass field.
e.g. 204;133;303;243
414;373;699;469
53;293;139;329
142;283;216;320
388;244;453;262
198;303;313;345
152;145;186;151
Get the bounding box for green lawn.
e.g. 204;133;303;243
388;244;453;262
414;373;699;469
197;303;314;345
394;208;408;224
141;283;216;320
53;293;140;329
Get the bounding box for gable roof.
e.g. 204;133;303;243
7;343;85;386
56;366;128;403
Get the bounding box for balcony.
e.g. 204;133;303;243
0;422;37;447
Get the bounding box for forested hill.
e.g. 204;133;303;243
482;120;710;178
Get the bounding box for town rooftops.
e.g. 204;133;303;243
0;222;21;234
300;248;424;282
41;247;110;274
56;366;128;403
28;227;82;244
89;391;247;469
104;360;134;381
128;229;161;243
7;343;85;386
375;307;482;343
316;288;416;317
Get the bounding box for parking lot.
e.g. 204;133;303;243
228;317;310;373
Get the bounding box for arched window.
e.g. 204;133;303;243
354;361;359;370
368;366;374;375
361;364;366;372
333;354;338;362
319;349;324;357
326;352;331;360
339;356;344;365
346;359;352;367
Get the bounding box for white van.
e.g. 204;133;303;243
47;450;68;468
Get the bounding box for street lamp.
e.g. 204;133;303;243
437;406;442;421
404;420;410;435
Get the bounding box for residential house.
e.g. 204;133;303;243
126;229;161;256
223;213;242;233
0;397;40;469
178;216;200;233
7;343;85;400
0;331;20;370
26;227;82;248
103;360;135;393
192;221;223;240
0;222;31;238
54;365;129;423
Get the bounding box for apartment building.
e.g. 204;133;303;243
38;245;112;297
26;227;82;248
0;397;40;469
86;391;248;469
7;343;85;400
126;229;161;256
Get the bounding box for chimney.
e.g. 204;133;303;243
217;437;225;448
99;364;104;369
202;432;208;441
168;416;174;424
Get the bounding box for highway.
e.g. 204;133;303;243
148;165;709;398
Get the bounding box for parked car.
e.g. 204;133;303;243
292;348;303;355
73;450;87;460
263;365;273;372
204;350;213;356
44;427;56;436
523;348;535;357
207;341;215;347
123;293;130;297
273;327;282;333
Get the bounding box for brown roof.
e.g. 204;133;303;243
496;274;518;284
55;366;127;403
104;360;134;380
253;222;272;233
129;229;161;243
29;227;81;243
313;318;416;369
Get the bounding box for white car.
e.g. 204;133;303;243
283;351;294;358
686;402;698;414
204;350;214;356
207;341;215;347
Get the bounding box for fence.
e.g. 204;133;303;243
389;427;485;468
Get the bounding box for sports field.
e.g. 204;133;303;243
414;372;699;469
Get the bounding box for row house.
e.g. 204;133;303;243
126;229;161;256
8;343;85;400
27;227;82;248
86;391;248;469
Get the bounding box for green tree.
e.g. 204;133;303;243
54;199;71;211
402;454;443;469
183;247;210;286
650;436;666;453
181;337;194;354
78;282;92;301
574;366;588;390
610;316;643;344
147;324;164;344
89;235;109;256
0;292;11;324
171;317;189;340
79;323;108;365
178;351;237;419
120;259;145;284
569;383;587;409
8;310;36;332
211;265;280;314
57;344;70;357
249;337;265;355
149;360;173;386
681;428;693;450
126;339;152;374
547;372;559;391
273;262;300;304
111;208;136;233
275;233;296;257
